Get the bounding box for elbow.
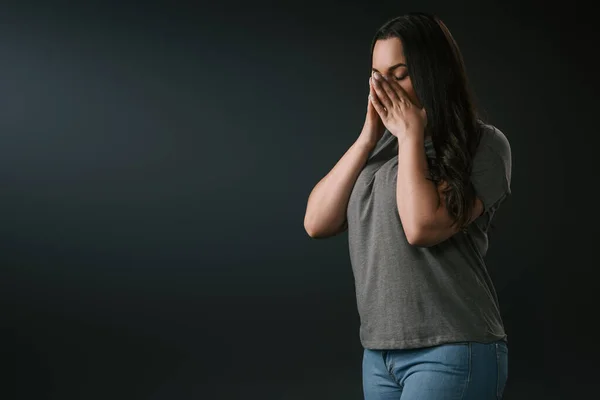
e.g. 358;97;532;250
304;219;317;238
304;225;328;239
304;224;319;239
404;224;435;248
304;216;324;239
304;215;346;239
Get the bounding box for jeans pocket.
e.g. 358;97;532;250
495;342;508;399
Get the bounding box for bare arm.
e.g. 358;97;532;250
303;132;377;238
396;135;483;247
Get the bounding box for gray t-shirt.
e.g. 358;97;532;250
346;122;511;350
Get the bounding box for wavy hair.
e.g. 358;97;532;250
370;12;485;230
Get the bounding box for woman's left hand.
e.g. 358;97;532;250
369;71;427;141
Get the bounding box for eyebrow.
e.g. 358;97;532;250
372;63;407;72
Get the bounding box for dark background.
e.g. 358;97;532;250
4;0;598;398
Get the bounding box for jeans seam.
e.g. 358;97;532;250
384;351;403;388
496;343;501;399
459;342;472;400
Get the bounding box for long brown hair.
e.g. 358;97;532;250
371;12;485;229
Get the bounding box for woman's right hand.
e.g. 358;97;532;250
358;76;386;147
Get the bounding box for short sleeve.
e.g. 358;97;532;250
471;126;512;214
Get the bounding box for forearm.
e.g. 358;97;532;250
304;134;376;237
395;134;441;240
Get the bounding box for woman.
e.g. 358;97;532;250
303;12;511;400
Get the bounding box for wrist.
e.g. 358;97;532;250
356;130;381;150
355;136;378;152
397;132;424;150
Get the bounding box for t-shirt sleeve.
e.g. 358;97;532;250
470;127;512;215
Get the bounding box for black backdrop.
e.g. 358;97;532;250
4;1;599;399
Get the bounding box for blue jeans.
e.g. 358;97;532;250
362;341;508;399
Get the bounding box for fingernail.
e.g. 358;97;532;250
373;72;380;79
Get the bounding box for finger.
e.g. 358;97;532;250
378;75;402;103
383;76;408;100
371;73;394;109
382;75;410;104
368;78;376;109
369;84;387;115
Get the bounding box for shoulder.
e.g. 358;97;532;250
478;122;511;160
470;122;513;211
